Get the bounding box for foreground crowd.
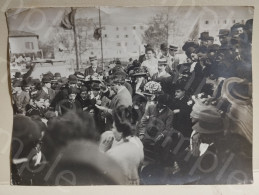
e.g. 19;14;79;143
11;20;253;185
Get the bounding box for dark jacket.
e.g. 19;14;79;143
84;66;103;77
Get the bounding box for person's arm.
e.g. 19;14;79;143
137;106;151;138
22;63;36;79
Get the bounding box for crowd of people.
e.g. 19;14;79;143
11;19;253;185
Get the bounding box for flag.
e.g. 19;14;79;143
189;18;200;40
93;27;102;40
61;8;76;30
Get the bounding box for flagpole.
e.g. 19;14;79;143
72;7;80;71
98;7;104;72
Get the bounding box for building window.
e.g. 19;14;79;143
205;20;209;24
233;19;236;23
133;26;136;30
241;19;245;24
116;35;120;38
224;20;227;24
25;42;34;49
125;35;128;38
117;43;121;46
116;27;119;31
140;26;144;30
104;34;107;38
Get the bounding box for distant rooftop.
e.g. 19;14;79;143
9;30;39;38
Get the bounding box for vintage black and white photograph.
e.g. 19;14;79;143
6;6;253;185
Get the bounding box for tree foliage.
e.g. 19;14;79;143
142;12;172;50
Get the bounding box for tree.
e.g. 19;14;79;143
142;12;173;50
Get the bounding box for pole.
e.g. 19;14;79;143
72;8;80;71
98;7;104;72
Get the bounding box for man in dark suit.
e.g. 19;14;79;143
84;56;103;77
95;73;132;114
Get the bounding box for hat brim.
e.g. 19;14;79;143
221;77;251;105
192;120;227;134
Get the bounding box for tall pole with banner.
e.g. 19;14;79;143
98;7;104;72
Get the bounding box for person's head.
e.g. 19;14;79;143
199;32;210;47
112;106;133;141
110;74;125;93
54;72;61;80
68;74;78;88
157;94;169;110
80;86;88;100
168;45;178;56
89;56;98;69
207;36;214;46
231;23;245;38
34;97;45;108
160;43;168;56
12;80;22;93
157;59;167;72
42;79;51;89
44;99;50;108
48;110;98;147
90;83;100;97
12;115;41;159
175;87;185;99
218;29;230;45
68;87;78;101
145;48;155;60
186;47;198;62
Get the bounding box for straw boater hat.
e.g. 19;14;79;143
89;56;97;62
169;44;178;51
158;58;167;66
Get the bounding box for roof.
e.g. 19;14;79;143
9;30;39;38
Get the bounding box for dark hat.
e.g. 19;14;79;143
160;43;168;51
68;74;78;84
208;44;220;53
89;56;97;62
54;72;61;77
169;44;178;51
192;108;228;134
42;76;51;83
68;87;78;94
112;73;126;85
199;32;210;40
131;67;148;77
158;58;168;66
218;29;230;37
144;44;153;49
175;79;186;91
91;83;100;91
182;40;199;51
13;80;22;87
80;86;88;93
45;71;54;79
231;23;245;33
14;72;22;78
31;79;41;85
